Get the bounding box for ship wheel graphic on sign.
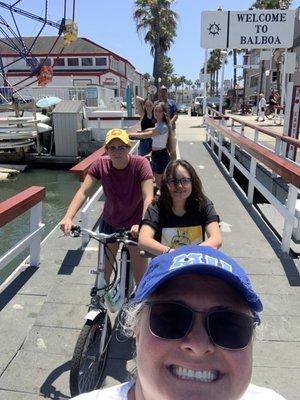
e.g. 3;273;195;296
207;22;221;37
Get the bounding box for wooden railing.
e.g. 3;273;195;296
0;186;46;271
206;106;300;162
204;114;300;252
70;146;106;182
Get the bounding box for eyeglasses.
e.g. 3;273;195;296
166;178;192;187
107;145;128;153
146;301;258;350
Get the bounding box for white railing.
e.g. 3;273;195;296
0;187;45;272
0;85;118;110
205;117;300;253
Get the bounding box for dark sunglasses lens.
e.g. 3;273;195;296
207;311;253;349
149;303;193;339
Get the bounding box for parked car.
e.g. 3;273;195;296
206;96;221;110
191;96;204;116
178;103;189;114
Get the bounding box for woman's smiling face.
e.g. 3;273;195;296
134;274;253;400
154;105;164;121
167;165;193;204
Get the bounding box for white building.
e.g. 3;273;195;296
0;36;147;99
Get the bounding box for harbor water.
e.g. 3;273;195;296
0;168;80;284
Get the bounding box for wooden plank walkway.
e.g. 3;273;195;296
0;115;299;399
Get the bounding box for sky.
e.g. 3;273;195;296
1;0;300;82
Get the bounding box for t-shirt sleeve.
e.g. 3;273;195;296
88;159;101;180
140;203;159;232
138;156;153;181
155;122;168;135
202;199;220;225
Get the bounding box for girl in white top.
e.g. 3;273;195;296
256;93;267;122
129;102;172;189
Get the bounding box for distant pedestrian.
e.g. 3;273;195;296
256;93;266;122
135;96;156;156
158;85;178;160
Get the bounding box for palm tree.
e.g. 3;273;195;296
161;55;174;87
133;0;178;90
171;74;181;102
206;50;222;96
251;0;292;8
228;49;244;108
179;75;186;102
194;79;201;90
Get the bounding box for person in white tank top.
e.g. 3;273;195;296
129;102;172;189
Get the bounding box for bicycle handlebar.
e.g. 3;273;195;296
70;225;138;246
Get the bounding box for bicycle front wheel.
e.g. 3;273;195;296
69;312;112;397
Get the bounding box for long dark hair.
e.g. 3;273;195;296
154;101;172;136
158;159;207;216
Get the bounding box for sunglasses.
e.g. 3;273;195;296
107;145;129;153
146;301;258;350
166;177;192;187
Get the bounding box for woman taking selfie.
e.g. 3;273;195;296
72;245;286;400
138;159;222;255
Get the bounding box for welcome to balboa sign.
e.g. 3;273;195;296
201;9;295;49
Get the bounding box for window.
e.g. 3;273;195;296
95;57;107;66
250;75;259;88
53;58;65;66
73;79;92;86
82;57;93;66
67;58;79;67
271;71;278;83
40;58;51;66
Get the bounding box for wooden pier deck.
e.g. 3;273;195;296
0;115;299;399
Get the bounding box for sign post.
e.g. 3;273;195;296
286;85;300;161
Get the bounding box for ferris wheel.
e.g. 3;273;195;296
0;0;77;97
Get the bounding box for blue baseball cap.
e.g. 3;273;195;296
135;245;263;315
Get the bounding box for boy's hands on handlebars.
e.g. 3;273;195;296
60;216;74;235
130;224;139;238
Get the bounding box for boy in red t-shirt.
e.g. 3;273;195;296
60;129;153;283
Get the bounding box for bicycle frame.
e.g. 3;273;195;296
75;228;134;320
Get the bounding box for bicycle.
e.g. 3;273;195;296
69;226;137;397
265;103;277;119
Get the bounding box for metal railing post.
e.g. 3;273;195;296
247;158;257;204
29;201;43;266
282;184;298;252
229;143;235;177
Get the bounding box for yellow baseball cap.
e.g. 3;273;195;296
105;129;130;146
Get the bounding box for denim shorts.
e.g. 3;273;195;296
138;138;152;156
151;148;170;174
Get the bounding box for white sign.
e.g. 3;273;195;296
201;9;295;49
199;73;210;82
284;52;296;74
260;50;272;61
